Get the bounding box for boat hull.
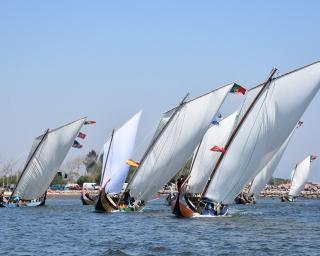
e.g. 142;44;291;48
0;198;46;208
81;191;98;205
172;192;228;218
281;195;294;202
234;194;256;205
95;190;144;213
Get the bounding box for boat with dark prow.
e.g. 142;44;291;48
1;118;87;208
94;112;142;212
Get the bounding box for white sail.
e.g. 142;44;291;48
248;128;295;196
187;111;238;194
129;84;234;202
289;156;312;197
101;111;142;194
13;118;86;200
205;62;320;204
235;85;262;126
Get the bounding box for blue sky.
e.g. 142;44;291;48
1;1;320;181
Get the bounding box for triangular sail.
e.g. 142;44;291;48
187;111;238;194
248;128;295;196
205;62;320;204
128;84;234;202
289;156;312;197
101;111;141;194
13;118;86;200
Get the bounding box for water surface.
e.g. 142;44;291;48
1;197;319;255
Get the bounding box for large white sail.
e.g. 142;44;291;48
289;156;312;197
205;62;320;204
129;84;234;202
13;118;86;200
248;128;295;196
101;111;142;194
187;111;238;194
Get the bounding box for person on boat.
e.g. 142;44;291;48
0;190;4;204
177;175;185;192
123;189;131;205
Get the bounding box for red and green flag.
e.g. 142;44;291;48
230;83;246;95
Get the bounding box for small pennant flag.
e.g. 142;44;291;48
210;145;225;153
72;140;83;148
230;83;246;95
296;121;303;128
211;112;223;125
77;132;86;139
311;155;317;162
212;118;220;126
84;120;96;125
126;159;140;168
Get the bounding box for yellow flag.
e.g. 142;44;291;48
126;159;140;168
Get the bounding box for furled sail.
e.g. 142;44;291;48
289;156;312;197
128;84;234;202
101;111;142;194
205;62;320;204
13;118;86;200
187;111;238;194
248;128;295;197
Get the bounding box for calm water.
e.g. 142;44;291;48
1;197;320;256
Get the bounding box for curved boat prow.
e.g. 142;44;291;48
172;192;195;218
95;190;119;212
81;190;98;205
171;192;229;218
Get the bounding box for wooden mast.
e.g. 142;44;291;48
100;129;115;187
10;129;50;200
198;68;278;208
124;93;190;193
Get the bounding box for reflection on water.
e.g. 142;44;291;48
1;197;320;255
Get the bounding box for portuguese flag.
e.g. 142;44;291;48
230;83;246;95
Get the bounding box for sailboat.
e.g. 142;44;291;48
281;155;317;202
97;83;234;212
0;117;87;208
172;61;320;217
170;111;238;214
94;111;142;212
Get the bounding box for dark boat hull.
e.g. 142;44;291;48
95;190;144;213
172;192;228;218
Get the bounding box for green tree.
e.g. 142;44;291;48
77;175;96;186
51;173;67;185
268;177;290;186
170;158;193;183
